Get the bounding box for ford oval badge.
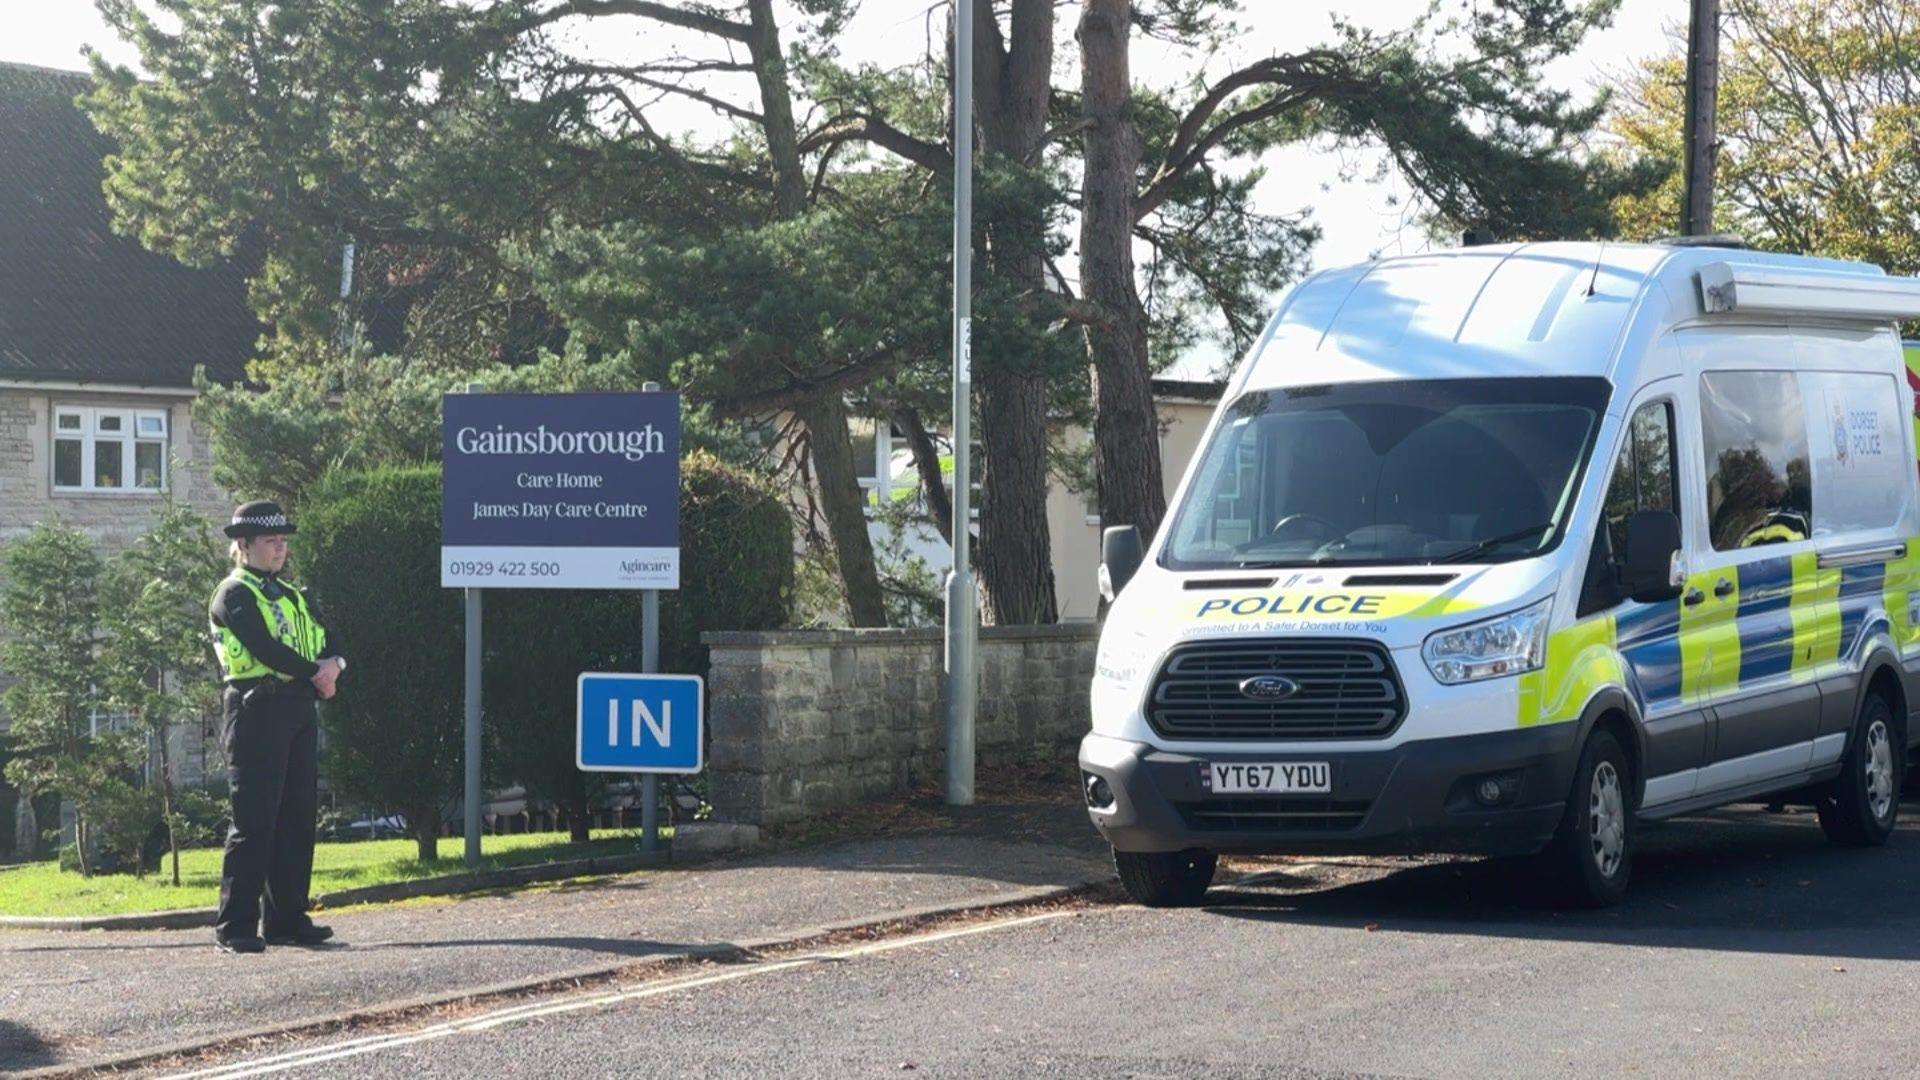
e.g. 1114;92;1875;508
1238;675;1300;701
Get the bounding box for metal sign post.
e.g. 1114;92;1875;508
641;380;662;854
463;382;484;869
943;0;978;807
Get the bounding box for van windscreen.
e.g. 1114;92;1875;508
1164;377;1612;569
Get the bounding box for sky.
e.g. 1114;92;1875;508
8;0;1684;376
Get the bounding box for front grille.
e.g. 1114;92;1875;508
1175;796;1372;833
1145;638;1406;741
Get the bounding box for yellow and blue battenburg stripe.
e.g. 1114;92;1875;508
1517;539;1920;727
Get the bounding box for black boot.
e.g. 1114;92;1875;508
264;921;334;946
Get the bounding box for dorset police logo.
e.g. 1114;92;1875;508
1832;399;1850;466
1238;675;1300;701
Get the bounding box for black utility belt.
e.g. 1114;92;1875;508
227;676;315;702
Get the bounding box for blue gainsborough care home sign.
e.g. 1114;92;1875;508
577;673;704;773
442;392;680;589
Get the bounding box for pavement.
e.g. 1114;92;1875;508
128;799;1920;1079
0;799;1113;1076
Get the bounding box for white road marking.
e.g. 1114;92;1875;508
165;909;1077;1079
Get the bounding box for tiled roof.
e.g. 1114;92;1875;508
0;61;258;387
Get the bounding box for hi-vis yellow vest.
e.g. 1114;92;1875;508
211;569;326;682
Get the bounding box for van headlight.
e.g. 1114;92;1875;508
1421;598;1552;685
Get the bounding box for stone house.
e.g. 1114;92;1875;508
1;61;259;856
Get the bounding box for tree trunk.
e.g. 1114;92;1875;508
1079;0;1167;543
14;790;36;858
413;809;439;862
969;0;1059;626
797;396;889;626
159;732;181;887
74;813;91;877
744;0;888;627
562;772;592;843
976;377;1058;623
1680;0;1720;236
894;407;953;546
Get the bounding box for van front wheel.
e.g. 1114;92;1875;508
1536;727;1634;908
1114;848;1217;907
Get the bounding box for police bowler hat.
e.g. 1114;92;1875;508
224;500;298;539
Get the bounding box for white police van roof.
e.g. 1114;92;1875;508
1240;241;1900;397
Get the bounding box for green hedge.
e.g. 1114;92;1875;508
300;464;465;860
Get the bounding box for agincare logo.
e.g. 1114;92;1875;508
454;423;667;462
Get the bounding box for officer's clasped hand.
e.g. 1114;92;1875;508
310;658;343;700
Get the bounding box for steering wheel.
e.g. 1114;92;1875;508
1267;513;1338;540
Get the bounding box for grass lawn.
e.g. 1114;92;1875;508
0;828;667;919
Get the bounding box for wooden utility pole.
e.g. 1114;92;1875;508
1680;0;1721;235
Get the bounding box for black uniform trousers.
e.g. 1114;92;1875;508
215;681;320;940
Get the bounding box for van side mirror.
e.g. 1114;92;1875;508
1620;510;1683;603
1100;525;1144;602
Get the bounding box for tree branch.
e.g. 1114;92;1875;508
562;63;764;123
1135;51;1348;222
710;349;907;419
526;0;752;42
798;113;953;173
587;83;770;192
893;406;952;546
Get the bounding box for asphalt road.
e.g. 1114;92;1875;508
161;803;1920;1079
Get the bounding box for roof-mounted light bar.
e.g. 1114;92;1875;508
1698;261;1920;321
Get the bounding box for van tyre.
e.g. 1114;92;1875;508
1537;727;1633;908
1114;848;1217;907
1818;692;1900;847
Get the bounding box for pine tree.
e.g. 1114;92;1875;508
0;521;129;876
100;498;225;884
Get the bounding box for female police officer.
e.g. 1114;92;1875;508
209;500;346;954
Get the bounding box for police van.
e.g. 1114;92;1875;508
1083;240;1920;907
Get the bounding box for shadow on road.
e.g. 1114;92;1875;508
0;1020;56;1071
1200;804;1920;961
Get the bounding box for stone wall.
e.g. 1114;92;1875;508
701;623;1099;827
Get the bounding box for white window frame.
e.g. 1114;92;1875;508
856;420;921;511
52;404;170;494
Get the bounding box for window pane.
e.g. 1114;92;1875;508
56;412;83;431
137;413;166;436
97;413;124;433
1601;433;1637;558
848;418;878;482
1630;403;1676;514
135;441;164;489
1802;371;1907;537
54;438;82;487
1602;402;1676;568
1700;371;1812;551
95;441;124;488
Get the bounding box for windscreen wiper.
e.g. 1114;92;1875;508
1432;522;1557;564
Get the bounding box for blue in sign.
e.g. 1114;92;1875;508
576;673;704;774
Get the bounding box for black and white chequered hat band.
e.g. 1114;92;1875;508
224;500;297;538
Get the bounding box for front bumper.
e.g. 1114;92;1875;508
1080;724;1580;857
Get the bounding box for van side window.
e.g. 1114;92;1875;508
1581;401;1676;615
1606;402;1677;555
1699;371;1813;551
